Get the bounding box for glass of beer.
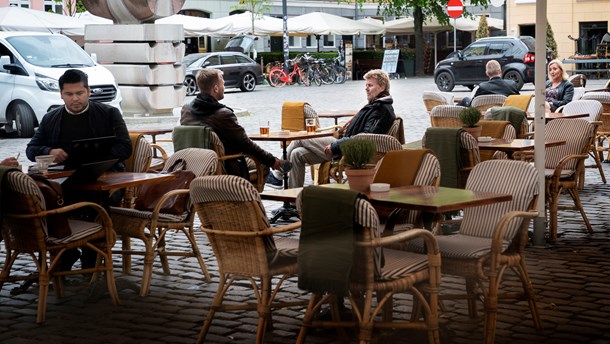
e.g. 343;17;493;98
305;118;316;133
259;120;270;135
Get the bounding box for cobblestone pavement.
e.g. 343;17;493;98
1;78;610;343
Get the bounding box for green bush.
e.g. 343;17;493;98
459;107;481;128
340;139;376;169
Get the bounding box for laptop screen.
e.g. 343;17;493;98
64;135;115;170
55;159;118;185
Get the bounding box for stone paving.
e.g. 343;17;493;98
1;78;610;343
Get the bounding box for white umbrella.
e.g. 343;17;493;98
0;7;95;36
357;17;385;30
155;14;221;37
74;11;112;25
208;11;284;36
287;12;385;36
384;15;501;35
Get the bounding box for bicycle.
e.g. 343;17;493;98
268;56;310;87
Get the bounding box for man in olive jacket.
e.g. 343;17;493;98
180;68;284;178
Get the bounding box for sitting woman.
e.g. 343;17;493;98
545;59;574;112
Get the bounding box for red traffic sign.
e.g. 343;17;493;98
447;0;464;19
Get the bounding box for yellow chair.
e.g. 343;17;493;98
503;94;533;111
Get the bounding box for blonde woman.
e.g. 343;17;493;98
545;59;574;112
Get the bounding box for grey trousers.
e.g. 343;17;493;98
286;136;336;188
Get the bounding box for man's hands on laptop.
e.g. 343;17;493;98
49;148;68;164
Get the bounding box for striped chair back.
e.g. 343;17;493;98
560;99;603;121
163;148;218;177
430;105;466;128
581;92;610;114
544;119;594;171
351;133;403;167
387;116;405;144
470;94;507;114
125;133;152;173
461;160;538;241
423;91;452;113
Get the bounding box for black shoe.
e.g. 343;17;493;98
279;160;292;172
266;173;283;189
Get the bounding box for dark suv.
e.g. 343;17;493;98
434;36;538;92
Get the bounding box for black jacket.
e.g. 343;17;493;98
330;93;395;156
26;101;131;170
180;93;276;171
545;79;574;112
473;77;520;98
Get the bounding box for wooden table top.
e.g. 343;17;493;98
261;184;512;214
249;130;334;142
526;112;589;121
478;139;566;152
129;128;174;136
54;172;175;191
317;111;357;119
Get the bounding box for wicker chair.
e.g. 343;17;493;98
544;119;596;240
422;91;453;113
429;105;467;128
0;170;120;323
560;100;605;187
479;119;517;161
568;73;587;88
109;148;218;296
503;94;533;111
470;94;507;115
121;133;153;208
411;159;541;344
295;186;441;344
190;175;304;344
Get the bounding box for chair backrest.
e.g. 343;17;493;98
479;120;516;161
561;99;603;121
1;171;49;250
422;129;480;188
172;125;212;152
470;94;507;114
189;175;276;275
503;94;533;111
461;160;538;242
544;119;594;171
281;102;320;131
374;149;441;187
572;87;586;101
568;73;587;88
581;91;610;114
351;133;403;168
163;148;218;177
429;105;466;128
422;91;451;112
386;116;405;144
125;133;152;173
485;106;529;138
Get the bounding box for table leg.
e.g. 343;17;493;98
150;134;159;158
270;139;299;223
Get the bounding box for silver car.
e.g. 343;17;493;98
183;51;264;95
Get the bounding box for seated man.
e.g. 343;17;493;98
273;69;395;189
459;60;520;107
180;68;287;180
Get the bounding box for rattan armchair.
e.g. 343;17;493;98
295;187;441;344
189;175;304;344
0;170;120;323
429;105;467;128
422;91;453;113
121;133;153;208
109;148;218;296
470;94;507;115
411;159;541;344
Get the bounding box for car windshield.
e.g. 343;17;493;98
7;35;94;68
183;54;206;67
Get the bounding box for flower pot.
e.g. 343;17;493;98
345;167;376;193
463;126;482;140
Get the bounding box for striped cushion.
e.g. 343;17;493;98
352;133;403;154
48;219;103;244
422;91;452;112
433;234;509;259
209;131;226;156
378;248;429;280
460;160;538;240
561;99;603;121
132;136;153;173
430;105;466;119
109;206;188;222
544;119;593;170
581;91;610;106
471;94;507;111
163;148;218;177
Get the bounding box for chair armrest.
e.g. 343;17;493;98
553;153;589;178
150;143;169;160
200;221;302;236
317;125;342;132
490;210;538;256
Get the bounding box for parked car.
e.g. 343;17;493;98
0;31;122;138
183;51;263;95
434;36;542;92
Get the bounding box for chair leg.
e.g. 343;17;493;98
157;228;171;275
297;293;322;344
121;236;132;274
186;228;211;283
255;278;272;344
36;260;50;324
594;153;606;184
103;249;121;306
197;275;229;344
465;278;478;318
140;239;156;297
548;191;560;240
515;260;542;329
567;188;594;234
483;275;499;344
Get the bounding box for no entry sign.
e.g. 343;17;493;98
447;0;464;19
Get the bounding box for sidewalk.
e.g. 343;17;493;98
1;77;610;343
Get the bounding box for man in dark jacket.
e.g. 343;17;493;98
279;69;395;188
26;69;131;272
459;60;520;106
180;68;285;178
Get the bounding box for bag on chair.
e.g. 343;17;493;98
32;176;71;239
134;159;195;215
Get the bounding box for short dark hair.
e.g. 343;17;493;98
196;68;223;93
59;69;89;91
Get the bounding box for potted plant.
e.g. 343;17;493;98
459;106;483;140
340;139;376;192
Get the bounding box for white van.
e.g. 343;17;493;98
0;31;122;138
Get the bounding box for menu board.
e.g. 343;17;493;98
381;49;400;73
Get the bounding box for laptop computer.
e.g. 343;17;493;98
55;158;118;186
64;136;115;170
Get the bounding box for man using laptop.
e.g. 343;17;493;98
25;69;131;272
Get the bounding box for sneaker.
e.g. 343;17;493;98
266;173;284;189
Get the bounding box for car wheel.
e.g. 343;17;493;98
240;73;256;92
435;71;454;92
184;76;197;96
11;103;35;138
504;70;524;90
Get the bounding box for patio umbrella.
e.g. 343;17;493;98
155;14;222;37
208;11;284;36
0;7;94;36
287;12;385;36
384;15;501;35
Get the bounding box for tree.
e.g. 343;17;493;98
55;0;86;16
476;15;490;40
232;0;272;35
546;21;558;60
359;0;492;76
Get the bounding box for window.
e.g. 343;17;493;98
289;36;301;48
462;42;487;57
9;0;29;8
221;55;238;65
323;35;335;48
306;35;316;48
235;55;252;64
488;42;509;56
205;55;221;66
